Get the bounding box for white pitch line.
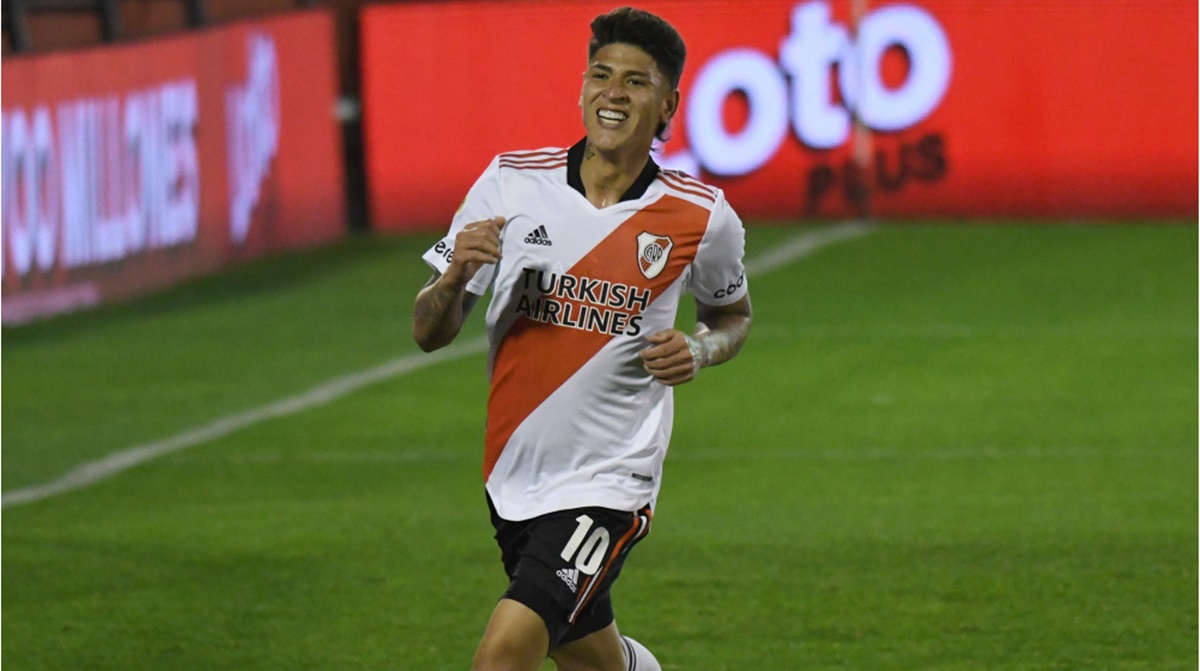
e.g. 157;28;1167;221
744;219;874;277
2;222;873;508
1;339;487;508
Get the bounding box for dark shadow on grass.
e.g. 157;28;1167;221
2;232;435;347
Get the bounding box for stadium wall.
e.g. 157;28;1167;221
360;0;1198;230
1;9;346;325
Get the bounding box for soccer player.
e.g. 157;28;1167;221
412;7;752;670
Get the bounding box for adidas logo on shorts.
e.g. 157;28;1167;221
524;225;553;246
556;567;579;593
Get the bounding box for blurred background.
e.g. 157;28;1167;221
3;4;1196;669
2;0;1196;322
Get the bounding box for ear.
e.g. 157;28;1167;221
661;89;681;125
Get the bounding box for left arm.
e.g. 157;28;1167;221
640;294;753;386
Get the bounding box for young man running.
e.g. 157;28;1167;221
413;7;752;670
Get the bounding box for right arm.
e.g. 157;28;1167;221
412;216;506;352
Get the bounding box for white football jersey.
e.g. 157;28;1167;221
422;140;748;521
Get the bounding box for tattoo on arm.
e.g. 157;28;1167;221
689;296;753;371
413;272;478;351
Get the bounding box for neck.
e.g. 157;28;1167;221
580;141;650;209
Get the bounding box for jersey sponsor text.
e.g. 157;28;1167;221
516;267;647;337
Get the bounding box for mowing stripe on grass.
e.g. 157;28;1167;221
163;444;1183;466
744;219;874;276
0;340;487;508
2;223;873;509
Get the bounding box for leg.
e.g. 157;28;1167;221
472;598;550;671
617;636;661;671
550;621;661;671
483;499;654;670
549;621;624;671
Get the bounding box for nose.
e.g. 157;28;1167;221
602;80;629;101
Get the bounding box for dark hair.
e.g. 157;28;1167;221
588;7;686;140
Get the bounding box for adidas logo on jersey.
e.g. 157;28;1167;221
524;225;553;246
556;567;580;593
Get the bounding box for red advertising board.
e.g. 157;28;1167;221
361;0;1197;231
2;10;346;324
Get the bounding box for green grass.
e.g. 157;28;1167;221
3;222;1196;670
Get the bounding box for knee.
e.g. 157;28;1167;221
549;642;624;671
471;661;532;671
472;652;538;671
548;652;607;671
472;632;545;671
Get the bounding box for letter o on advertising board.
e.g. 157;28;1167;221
3;106;59;277
686;48;789;177
840;5;951;131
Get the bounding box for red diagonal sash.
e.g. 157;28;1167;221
483;196;708;479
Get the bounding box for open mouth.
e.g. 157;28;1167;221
597;109;628;126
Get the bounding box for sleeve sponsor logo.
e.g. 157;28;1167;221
713;271;746;299
432;239;454;263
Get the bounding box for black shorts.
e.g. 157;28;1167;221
487;494;652;649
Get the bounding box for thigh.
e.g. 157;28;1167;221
550;621;625;671
473;598;550;671
492;501;652;649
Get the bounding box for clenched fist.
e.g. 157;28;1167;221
446;216;507;286
640;329;707;386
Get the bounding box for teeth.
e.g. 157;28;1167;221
598;110;627;121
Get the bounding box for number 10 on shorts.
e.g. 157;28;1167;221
561;515;611;576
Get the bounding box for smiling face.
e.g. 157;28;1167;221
580;43;680;159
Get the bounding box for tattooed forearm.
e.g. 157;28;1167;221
690;296;753;370
413;273;477;352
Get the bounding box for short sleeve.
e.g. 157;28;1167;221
687;192;748;305
420;156;506;296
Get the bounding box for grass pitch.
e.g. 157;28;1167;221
3;222;1196;670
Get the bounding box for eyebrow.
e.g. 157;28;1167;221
589;63;654;79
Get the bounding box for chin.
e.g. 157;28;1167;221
587;134;621;150
587;129;645;155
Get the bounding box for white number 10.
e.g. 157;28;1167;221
560;514;611;576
